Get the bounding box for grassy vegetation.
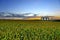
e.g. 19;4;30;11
0;20;60;40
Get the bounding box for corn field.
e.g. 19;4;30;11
0;20;60;40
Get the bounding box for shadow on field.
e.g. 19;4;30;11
51;20;60;22
0;19;60;22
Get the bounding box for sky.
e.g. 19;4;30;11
0;0;60;16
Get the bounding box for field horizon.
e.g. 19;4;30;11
0;16;60;20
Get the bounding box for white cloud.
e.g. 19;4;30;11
24;14;34;16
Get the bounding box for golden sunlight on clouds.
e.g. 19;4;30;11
24;16;41;20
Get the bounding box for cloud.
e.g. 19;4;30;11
24;14;34;16
52;10;60;16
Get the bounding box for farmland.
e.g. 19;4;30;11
0;20;60;40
